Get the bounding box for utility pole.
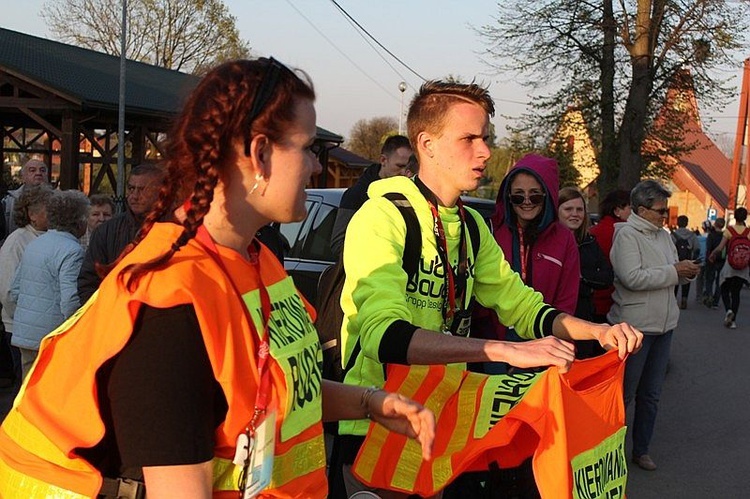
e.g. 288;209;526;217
398;81;407;135
116;0;127;212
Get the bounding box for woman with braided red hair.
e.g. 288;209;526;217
0;58;434;499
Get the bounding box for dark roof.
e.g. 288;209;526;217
0;27;198;118
328;146;371;168
0;27;345;140
316;126;343;143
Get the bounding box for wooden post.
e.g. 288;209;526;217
59;112;79;190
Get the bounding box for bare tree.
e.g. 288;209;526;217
41;0;250;74
478;0;749;191
347;117;398;162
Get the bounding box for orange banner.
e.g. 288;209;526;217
353;352;627;498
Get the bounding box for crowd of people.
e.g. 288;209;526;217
0;56;744;499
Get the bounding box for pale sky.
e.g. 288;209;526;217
2;0;745;148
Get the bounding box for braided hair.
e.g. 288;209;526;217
111;58;314;290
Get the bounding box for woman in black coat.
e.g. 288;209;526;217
558;187;614;358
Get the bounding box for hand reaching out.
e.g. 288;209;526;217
367;390;435;461
493;336;576;373
595;322;643;359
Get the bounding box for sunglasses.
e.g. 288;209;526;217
243;57;289;157
510;193;546;206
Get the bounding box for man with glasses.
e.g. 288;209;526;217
608;180;699;472
2;159;49;240
77;163;165;303
333;80;643;497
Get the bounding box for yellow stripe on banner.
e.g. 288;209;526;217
2;411;92;473
357;366;429;484
475;372;540;439
391;367;463;492
431;372;485;490
0;456;87;499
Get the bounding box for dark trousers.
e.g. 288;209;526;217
704;262;723;305
624;331;673;458
674;282;690;299
0;322;20;383
721;276;745;319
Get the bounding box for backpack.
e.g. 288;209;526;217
726;226;750;270
314;193;481;383
674;234;692;261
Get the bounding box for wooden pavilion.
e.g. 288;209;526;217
0;28;344;198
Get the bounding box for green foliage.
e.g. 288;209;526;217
478;0;749;188
346;116;399;162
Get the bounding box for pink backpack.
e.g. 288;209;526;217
726;226;750;270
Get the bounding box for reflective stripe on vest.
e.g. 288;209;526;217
0;224;327;499
0;454;88;499
212;436;326;492
354;352;627;498
0;410;101;497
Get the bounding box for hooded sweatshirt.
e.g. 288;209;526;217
473;155;579;341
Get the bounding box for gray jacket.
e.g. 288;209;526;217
2;186;24;237
608;213;680;334
10;230;83;349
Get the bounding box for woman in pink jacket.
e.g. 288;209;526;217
473;154;579;355
468;153;580;498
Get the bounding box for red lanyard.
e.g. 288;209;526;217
415;177;469;332
194;225;273;415
518;226;528;282
427;201;458;325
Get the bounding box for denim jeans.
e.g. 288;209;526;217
624;330;673;457
704;261;723;305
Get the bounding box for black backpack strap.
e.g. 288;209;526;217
343;193;421;380
464;208;481;262
383;192;421;279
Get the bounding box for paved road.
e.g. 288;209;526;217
626;289;750;498
1;289;748;497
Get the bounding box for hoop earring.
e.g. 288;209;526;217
249;173;263;195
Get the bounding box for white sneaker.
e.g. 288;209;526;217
730;321;738;329
725;310;735;327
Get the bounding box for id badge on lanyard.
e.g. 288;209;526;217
234;410;276;499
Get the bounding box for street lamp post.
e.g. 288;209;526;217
398;81;407;135
116;0;127;212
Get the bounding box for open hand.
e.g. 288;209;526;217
368;390;435;461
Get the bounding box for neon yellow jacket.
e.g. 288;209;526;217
339;176;558;436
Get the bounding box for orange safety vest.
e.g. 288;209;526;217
353;352;627;498
0;223;327;498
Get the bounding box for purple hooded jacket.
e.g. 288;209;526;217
473;154;579;341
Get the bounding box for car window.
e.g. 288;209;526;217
279;199;317;258
300;201;337;262
462;197;495;229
